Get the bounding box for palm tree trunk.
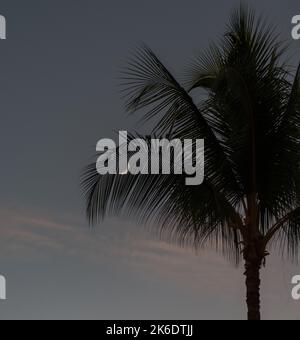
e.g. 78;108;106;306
244;257;262;320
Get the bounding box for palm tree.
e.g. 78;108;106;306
82;5;300;320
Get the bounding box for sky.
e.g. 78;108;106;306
0;0;300;320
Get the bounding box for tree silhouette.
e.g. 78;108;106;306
82;5;300;320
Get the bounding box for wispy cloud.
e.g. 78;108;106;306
0;207;299;320
0;208;233;284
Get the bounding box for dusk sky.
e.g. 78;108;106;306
0;0;300;320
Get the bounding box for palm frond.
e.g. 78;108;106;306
82;4;300;262
81;132;244;261
120;45;245;205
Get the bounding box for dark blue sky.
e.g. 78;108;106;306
0;0;300;319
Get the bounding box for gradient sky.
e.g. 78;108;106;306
0;0;300;320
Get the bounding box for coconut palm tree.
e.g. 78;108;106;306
82;5;300;320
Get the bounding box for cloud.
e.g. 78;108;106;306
0;207;299;319
0;208;234;286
